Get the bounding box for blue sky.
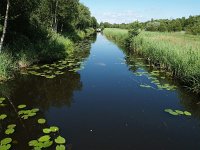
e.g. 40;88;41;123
80;0;200;23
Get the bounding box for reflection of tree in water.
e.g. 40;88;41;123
0;34;97;149
0;34;97;110
106;36;138;72
177;89;200;119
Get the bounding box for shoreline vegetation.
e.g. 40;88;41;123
103;28;200;94
0;0;98;81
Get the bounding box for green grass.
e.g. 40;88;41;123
0;31;74;80
104;28;200;93
0;28;95;80
0;52;17;80
103;28;129;45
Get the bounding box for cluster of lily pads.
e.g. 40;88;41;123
0;97;6;107
29;126;66;150
134;70;177;91
21;58;85;79
0;138;12;150
164;109;192;116
5;124;16;135
18;105;39;120
0;97;67;150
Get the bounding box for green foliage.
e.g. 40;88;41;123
55;136;66;144
164;109;192;116
103;28;129;45
38;118;46;124
0;52;16;80
104;28;200;93
56;145;66;150
0;114;7;120
0;0;96;80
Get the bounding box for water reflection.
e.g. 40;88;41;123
106;34;200;120
0;35;96;149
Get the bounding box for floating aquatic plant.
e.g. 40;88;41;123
0;138;12;150
17;104;26;109
50;126;59;132
43;128;51;134
29;136;53;149
38;135;51;142
5;124;16;135
18;108;39;120
140;84;153;89
55;136;66;144
38;118;46;124
24;58;85;79
0;114;7;120
56;144;66;150
164;109;192;116
184;111;192;116
0;97;7;107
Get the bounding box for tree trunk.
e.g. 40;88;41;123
0;0;10;52
53;0;59;32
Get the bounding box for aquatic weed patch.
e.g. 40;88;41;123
164;109;192;116
0;97;67;149
21;57;85;79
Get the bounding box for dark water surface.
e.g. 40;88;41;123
1;34;200;150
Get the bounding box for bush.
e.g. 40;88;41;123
37;31;74;62
0;52;17;80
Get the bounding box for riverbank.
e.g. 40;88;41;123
103;28;200;93
0;28;95;81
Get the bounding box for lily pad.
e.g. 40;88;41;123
32;108;40;113
184;111;192;116
38;135;51;142
168;111;179;116
140;84;152;88
38;119;46;124
0;144;11;150
55;136;66;144
18;105;26;109
164;109;173;113
43;128;51;134
0;114;7;120
1;138;12;145
56;145;66;150
175;110;184;115
50;126;59;132
28;140;38;147
42;140;53;148
5;128;15;135
7;124;16;129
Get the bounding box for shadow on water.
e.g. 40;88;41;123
0;34;97;149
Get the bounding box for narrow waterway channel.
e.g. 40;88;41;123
1;34;200;150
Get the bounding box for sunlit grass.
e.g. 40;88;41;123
104;28;200;93
103;28;129;44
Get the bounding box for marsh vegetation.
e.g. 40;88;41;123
104;28;200;93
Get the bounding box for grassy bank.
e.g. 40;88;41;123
0;28;95;81
103;28;200;93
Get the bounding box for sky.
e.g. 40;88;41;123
80;0;200;23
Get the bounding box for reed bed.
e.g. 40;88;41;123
104;28;200;93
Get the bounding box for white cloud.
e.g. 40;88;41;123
93;10;146;23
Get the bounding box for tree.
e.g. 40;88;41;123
0;0;10;52
158;22;167;32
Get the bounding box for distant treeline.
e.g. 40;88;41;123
100;15;200;35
